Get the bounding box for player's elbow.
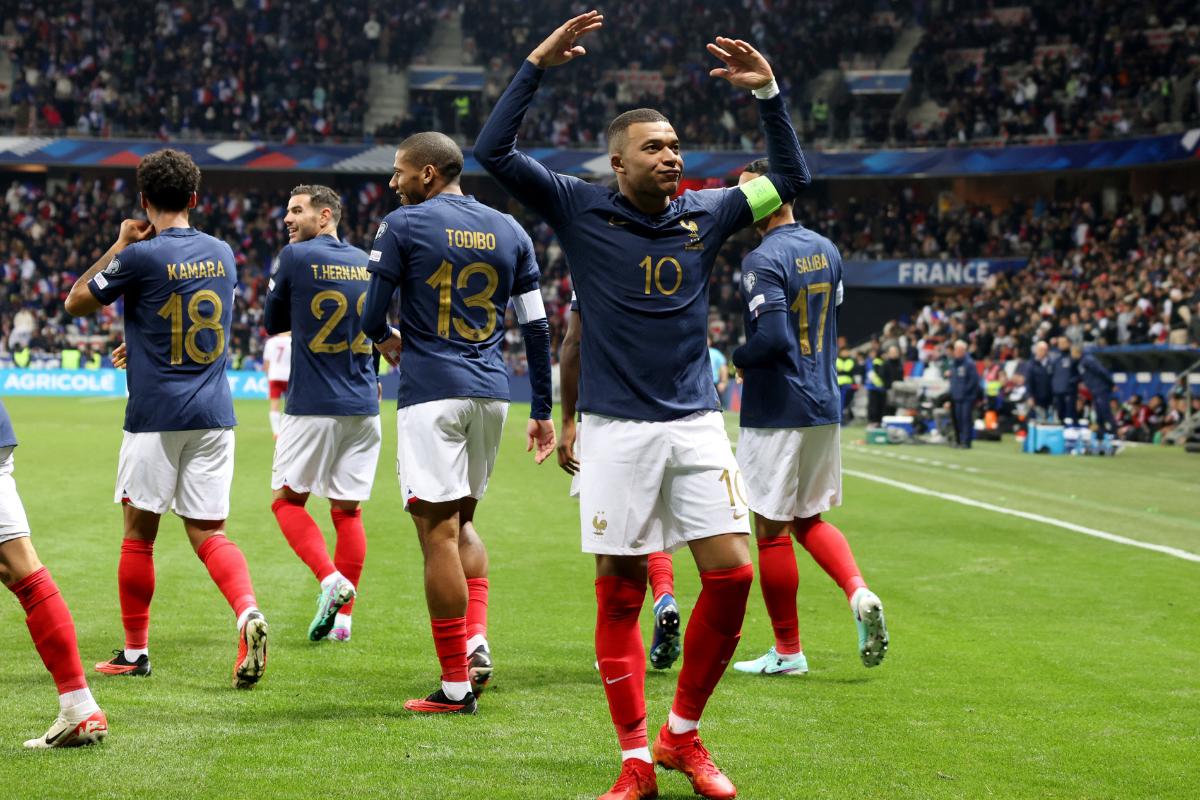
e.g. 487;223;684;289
64;284;98;317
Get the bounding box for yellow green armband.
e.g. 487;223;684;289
738;175;782;222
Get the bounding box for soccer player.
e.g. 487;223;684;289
558;297;681;671
728;159;888;678
64;148;268;690
264;185;379;643
0;399;109;748
262;331;292;437
475;13;810;799
361;131;556;714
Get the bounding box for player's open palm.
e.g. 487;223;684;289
528;10;604;68
527;418;557;465
707;37;774;90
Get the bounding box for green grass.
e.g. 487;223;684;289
1;397;1198;799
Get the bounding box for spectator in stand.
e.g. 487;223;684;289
947;340;981;448
880;345;905;417
865;348;887;425
1075;345;1116;434
1190;301;1200;345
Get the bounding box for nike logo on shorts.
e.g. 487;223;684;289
733;510;747;520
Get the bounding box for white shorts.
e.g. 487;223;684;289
396;398;508;506
115;428;235;520
578;411;750;556
0;448;31;545
737;423;842;521
272;414;382;501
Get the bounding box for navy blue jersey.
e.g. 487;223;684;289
88;227;237;433
0;398;16;448
368;194;540;409
738;223;843;429
475;61;810;422
264;235;378;416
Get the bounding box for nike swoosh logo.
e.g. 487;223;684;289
43;726;67;745
733;510;747;520
608;216;629;226
605;673;633;685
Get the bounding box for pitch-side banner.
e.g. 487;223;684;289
842;258;1028;288
0;368;270;399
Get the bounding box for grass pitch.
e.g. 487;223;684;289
0;397;1197;799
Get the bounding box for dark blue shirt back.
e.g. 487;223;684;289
1051;350;1077;393
950;355;981;401
0;399;16;448
369;194;540;408
265;235;378;416
88;227;237;433
738;224;843;428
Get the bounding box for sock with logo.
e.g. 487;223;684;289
595;576;648;751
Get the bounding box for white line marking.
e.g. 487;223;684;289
844;468;1200;564
846;445;979;473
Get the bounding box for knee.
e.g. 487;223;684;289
595;576;646;621
792;514;821;542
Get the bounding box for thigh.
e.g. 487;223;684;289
661;412;750;552
0;449;31;545
397;400;471;505
578;414;670;556
792;424;842;518
272;415;339;496
464;399;508;501
328;415;383;502
173;429;234;521
737;427;801;522
116;431;182;515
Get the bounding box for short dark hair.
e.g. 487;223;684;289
290;184;342;225
743;158;770;176
607;108;670;153
137;149;201;212
397;132;463;182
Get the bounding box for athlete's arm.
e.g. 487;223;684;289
557;307;581;475
473;12;602;227
732;309;789;368
263;255;291;335
363;217;404;365
65;219;154;316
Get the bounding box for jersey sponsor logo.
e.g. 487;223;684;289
374;221;388;241
743;271;757;293
103;258;121;275
592;511;607;536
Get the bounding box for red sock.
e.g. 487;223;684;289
672;563;753;723
10;567;87;694
430;617;468;683
794;515;867;601
331;507;366;615
466;577;489;641
196;534;258;620
647;551;674;603
119;538;155;650
756;535;801;655
595;576;647;750
272;498;336;583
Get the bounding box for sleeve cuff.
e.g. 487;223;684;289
752;79;780;100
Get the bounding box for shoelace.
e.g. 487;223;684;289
684;737;724;779
612;762;651;790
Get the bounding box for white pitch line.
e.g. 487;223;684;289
844;468;1200;564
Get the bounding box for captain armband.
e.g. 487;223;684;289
738;175;783;223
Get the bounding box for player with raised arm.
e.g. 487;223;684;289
361;132;556;714
64;149;268;690
558;297;682;672
264;185;379;644
476;13;810;799
729;159;888;678
0;399;108;748
262;332;292;438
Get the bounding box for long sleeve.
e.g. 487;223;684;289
521;318;552;420
361;272;397;344
264;255;291;334
473;61;585;228
733;309;789;369
760;92;811;204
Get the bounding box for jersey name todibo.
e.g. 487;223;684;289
88;227;237;433
739;223;843;429
368;193;540;409
265;234;378;416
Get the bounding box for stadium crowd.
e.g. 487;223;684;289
3;0;442;142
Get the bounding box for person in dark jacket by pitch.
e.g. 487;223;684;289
1075;345;1116;434
948;340;982;448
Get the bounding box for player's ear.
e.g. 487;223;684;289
139;192;149;211
187;192;198;210
422;165;435;186
610;153;624;175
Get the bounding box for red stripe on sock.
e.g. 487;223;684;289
196;534;258;619
756;535;801;654
794;515;867;600
647;551;674;603
272;498;336;583
596;576;647;750
331;507;366;615
466;577;489;640
119;538;155;650
431;616;468;684
10;567;88;694
672;563;753;723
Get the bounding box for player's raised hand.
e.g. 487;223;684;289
527;418;557;465
117;219;155;246
527;10;604;68
556;417;579;475
111;343;127;369
374;327;404;368
707;37;775;90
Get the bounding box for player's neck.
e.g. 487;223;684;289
762;211;796;234
317;225;339;240
620;185;670;216
427;182;465;200
148;209;190;231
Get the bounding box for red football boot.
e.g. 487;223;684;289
652;725;737;799
598;758;658;800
